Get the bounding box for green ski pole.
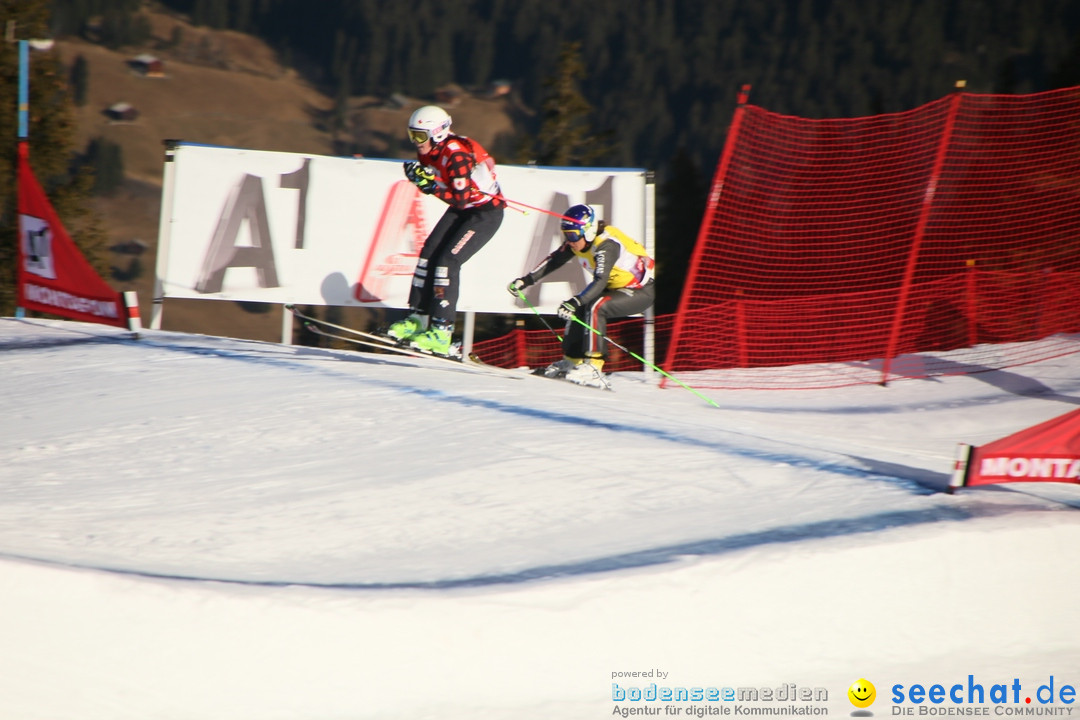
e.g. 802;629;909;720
567;313;721;409
513;287;562;341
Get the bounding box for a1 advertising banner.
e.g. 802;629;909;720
156;143;649;315
16;143;126;329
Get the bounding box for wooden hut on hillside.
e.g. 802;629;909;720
129;54;164;77
104;102;139;123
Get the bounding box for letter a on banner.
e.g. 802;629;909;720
16;143;127;329
353;181;430;303
195;173;280;294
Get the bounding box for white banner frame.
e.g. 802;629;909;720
152;141;654;367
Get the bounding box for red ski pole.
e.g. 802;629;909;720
485;192;582;224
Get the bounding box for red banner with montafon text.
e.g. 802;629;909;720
951;407;1080;491
16;142;126;328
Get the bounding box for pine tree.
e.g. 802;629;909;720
81;137;125;197
656;147;708;314
0;0;111;316
1049;30;1080;88
516;41;612;167
70;54;88;107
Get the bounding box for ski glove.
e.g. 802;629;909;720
404;161;437;194
507;277;532;297
557;297;581;321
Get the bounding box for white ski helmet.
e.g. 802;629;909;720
408;105;452;145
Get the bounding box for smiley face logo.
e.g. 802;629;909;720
848;678;876;709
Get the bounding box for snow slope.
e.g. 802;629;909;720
1;317;1078;720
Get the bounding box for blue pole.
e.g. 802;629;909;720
15;39;28;318
18;39;28;139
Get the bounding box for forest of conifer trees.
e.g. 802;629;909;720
50;0;1080;178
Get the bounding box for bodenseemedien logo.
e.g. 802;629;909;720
609;678;829;716
848;678;876;716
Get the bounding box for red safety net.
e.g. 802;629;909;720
473;315;663;374
660;84;1080;389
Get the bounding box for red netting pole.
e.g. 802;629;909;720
662;84;752;387
965;259;978;347
735;290;748;367
880;84;965;384
515;327;527;367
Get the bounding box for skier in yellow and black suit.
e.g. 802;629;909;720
507;204;655;388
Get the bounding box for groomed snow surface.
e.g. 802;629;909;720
1;317;1079;720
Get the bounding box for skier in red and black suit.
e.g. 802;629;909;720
386;105;506;356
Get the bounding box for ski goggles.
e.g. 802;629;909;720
562;227;586;243
408;128;432;145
